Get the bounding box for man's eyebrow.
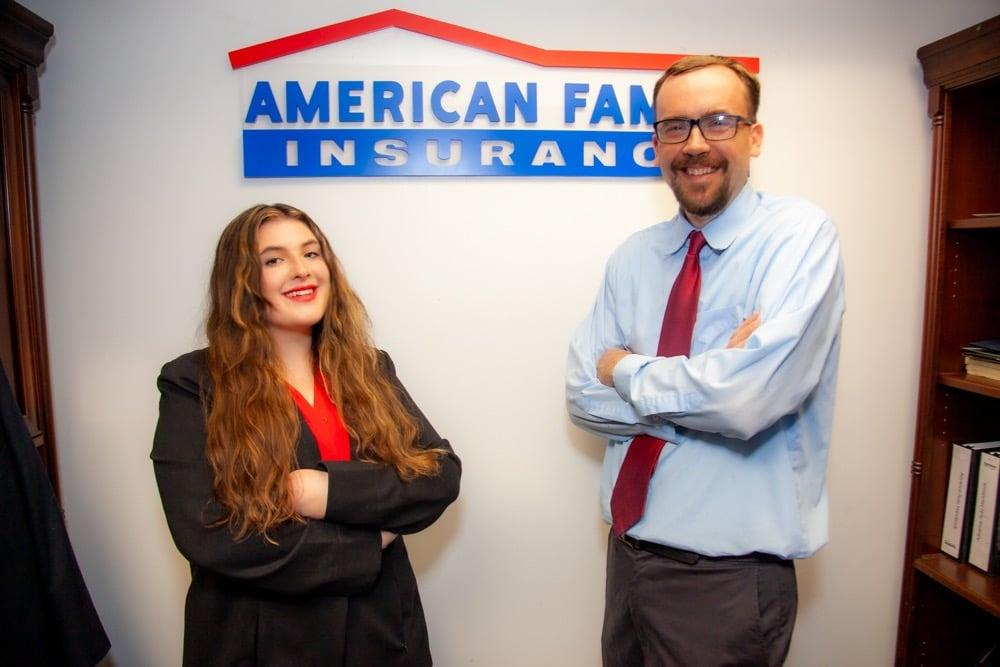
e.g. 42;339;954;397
660;109;731;120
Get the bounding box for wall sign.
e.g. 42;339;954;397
230;10;758;178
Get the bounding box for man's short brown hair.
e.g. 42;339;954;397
652;55;761;121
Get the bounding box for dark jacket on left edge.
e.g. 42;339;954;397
0;366;110;666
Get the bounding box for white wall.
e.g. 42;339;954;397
21;1;998;665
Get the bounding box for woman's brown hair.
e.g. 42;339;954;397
205;203;440;539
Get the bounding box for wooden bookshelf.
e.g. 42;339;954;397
938;372;1000;400
914;554;1000;618
950;214;1000;230
896;14;1000;666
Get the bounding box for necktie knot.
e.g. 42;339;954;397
686;230;706;257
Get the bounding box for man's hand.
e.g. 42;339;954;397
598;348;631;387
598;314;758;387
726;312;761;349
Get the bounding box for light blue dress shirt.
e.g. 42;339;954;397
567;184;845;559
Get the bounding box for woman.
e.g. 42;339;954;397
152;203;460;666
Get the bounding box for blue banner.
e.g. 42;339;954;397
243;129;658;178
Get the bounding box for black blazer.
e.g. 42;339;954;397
151;349;460;666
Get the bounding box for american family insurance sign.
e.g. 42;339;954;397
230;10;758;178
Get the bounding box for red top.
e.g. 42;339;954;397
287;368;351;461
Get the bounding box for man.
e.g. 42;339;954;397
566;55;844;666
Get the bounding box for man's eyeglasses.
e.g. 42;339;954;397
653;113;754;144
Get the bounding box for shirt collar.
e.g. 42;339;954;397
660;183;759;256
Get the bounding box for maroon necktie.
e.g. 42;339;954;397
610;230;706;536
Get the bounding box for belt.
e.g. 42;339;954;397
618;534;786;565
618;534;700;564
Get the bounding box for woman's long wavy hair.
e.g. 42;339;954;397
205;203;441;539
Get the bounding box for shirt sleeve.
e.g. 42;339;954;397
150;353;383;598
319;351;461;534
612;218;845;441
566;247;677;442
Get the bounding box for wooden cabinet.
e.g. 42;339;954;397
896;14;1000;666
0;3;58;495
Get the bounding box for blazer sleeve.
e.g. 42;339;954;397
151;351;383;597
319;351;461;534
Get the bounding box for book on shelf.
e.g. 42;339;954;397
965;357;1000;382
962;340;1000;382
941;440;1000;560
963;340;1000;361
968;450;1000;574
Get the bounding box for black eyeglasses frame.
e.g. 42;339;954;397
652;113;755;144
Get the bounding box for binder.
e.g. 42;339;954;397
940;440;1000;560
968;450;1000;573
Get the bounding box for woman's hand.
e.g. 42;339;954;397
287;469;329;519
380;531;398;549
288;470;397;550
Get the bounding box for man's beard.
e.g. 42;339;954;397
667;156;730;220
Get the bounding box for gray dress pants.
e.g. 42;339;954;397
602;532;797;667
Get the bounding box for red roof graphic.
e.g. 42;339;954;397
229;9;759;73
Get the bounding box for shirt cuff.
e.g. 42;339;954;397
612;353;651;403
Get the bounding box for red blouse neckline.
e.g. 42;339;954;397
287;368;350;461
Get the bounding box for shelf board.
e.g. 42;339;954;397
939;372;1000;399
914;553;1000;618
950;215;1000;229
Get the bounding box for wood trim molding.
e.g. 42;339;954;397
0;1;57;496
918;14;1000;89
